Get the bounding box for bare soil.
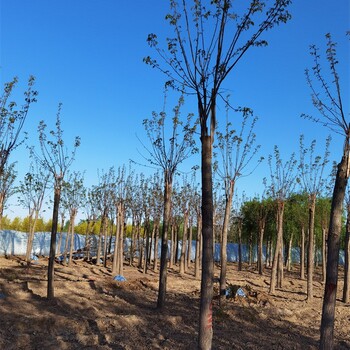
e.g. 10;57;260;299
0;256;349;349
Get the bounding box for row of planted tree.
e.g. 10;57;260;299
3;174;349;305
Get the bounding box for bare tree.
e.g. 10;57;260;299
266;146;297;294
303;33;349;349
111;166;129;276
34;104;80;299
94;168;114;267
215;106;262;305
298;135;330;301
17;160;49;263
145;1;291;347
139;93;197;309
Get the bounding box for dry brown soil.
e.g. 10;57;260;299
0;256;349;350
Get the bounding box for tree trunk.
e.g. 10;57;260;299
68;213;76;266
219;181;234;305
300;225;305;280
257;219;265;275
198;135;214;350
270;200;284;294
143;219;150;274
287;234;293;272
157;177;172;310
187;221;193;269
320;154;348;349
25;212;35;264
195;214;202;279
47;185;61;299
153;221;159;272
343;209;350;303
103;217;109;268
175;225;180;265
169;224;175;268
96;215;105;266
307;194;316;301
129;218;135;266
118;211;124;276
277;241;284;289
180;211;189;275
322;226;327;283
238;219;242;271
112;208;120;275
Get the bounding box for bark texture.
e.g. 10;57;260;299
320;155;348;349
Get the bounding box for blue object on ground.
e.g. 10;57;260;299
236;287;246;297
0;292;6;299
31;255;38;261
113;275;126;282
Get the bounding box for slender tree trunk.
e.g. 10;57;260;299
187;221;193;269
270;200;284;294
68;213;76;266
277;242;284;289
112;209;120;275
175;225;180;265
307;194;316;301
118;212;124;276
343;209;350;303
25;212;35;264
195;214;202;279
198;135;214;350
258;216;266;275
265;240;271;268
129;218;135;266
153;221;159;272
63;221;71;264
169;224;174;268
322;226;327;283
300;225;305;280
219;181;234;305
143;219;150;274
320;154;348;349
103;218;109;268
287;234;293;272
157;177;172;310
238;219;242;271
138;224;143;269
96;215;104;266
180;211;189;275
47;185;61;299
249;235;253;266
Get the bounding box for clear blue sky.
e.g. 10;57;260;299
1;0;349;219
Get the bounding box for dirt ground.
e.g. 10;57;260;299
0;256;349;350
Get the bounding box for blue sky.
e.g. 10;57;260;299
1;0;349;219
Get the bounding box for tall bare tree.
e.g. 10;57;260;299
303;32;349;349
298;135;330;301
139;93;197;309
266;146;297;294
35;104;80;299
145;1;291;347
215;106;262;305
17;160;49;263
94;168;114;267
